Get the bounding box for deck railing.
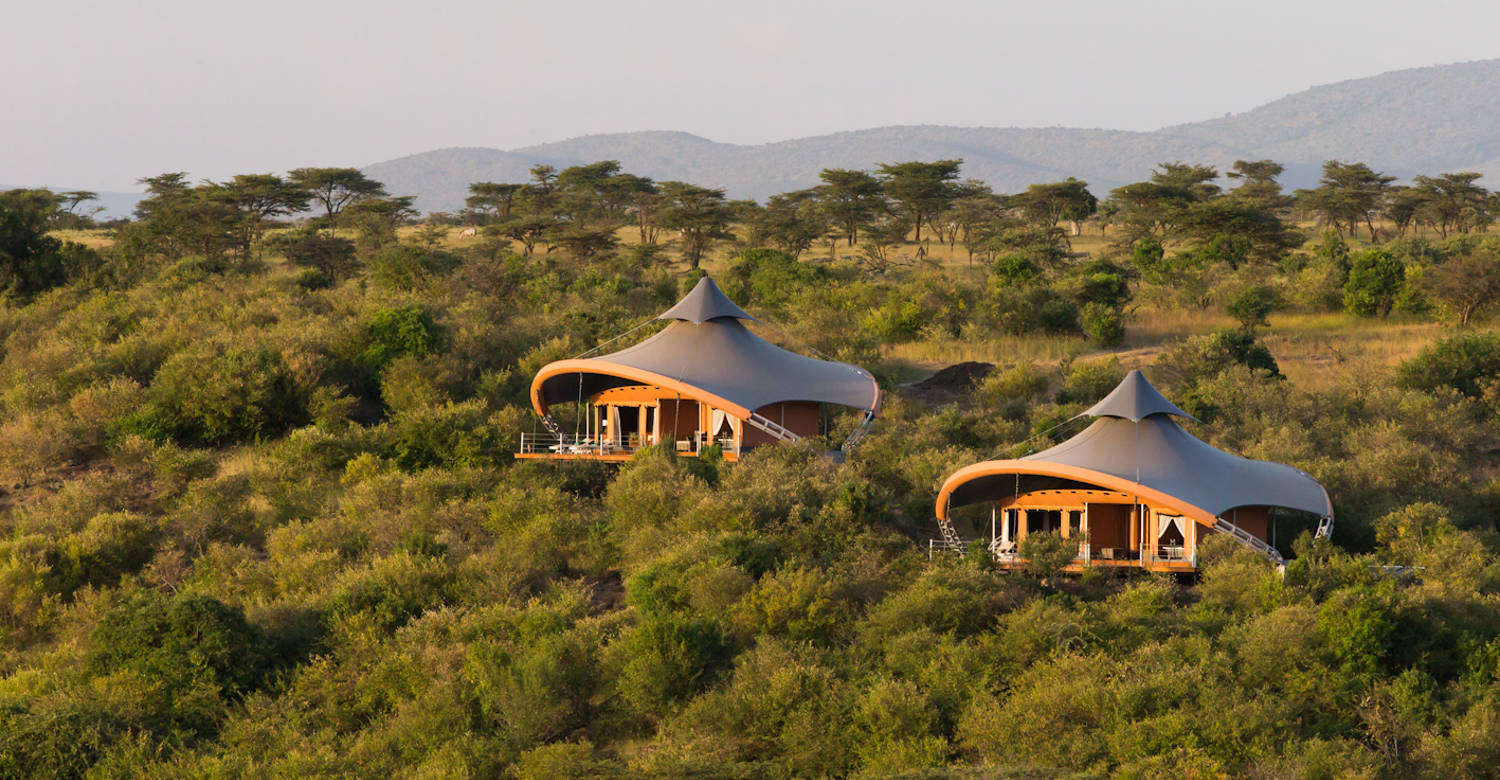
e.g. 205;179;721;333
518;432;740;458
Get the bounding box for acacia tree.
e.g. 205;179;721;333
876;160;961;243
1010;178;1097;236
658;182;735;270
1108;163;1219;243
1225;159;1292;210
751;189;824;259
1296;161;1395;242
343;195;417;251
1427;248;1500;326
1410;172;1491;237
129;173;238;260
0;189;92;298
288;167;386;233
816;168;885;246
223;174;310;255
948;188;1008;268
464;182;523;224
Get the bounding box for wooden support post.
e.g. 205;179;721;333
1082;504;1091;564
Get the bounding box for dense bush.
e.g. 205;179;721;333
89;590;271;705
1397;330;1500;400
118;342;306;446
5;163;1500;777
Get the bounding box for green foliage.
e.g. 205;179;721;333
1080;302;1125;346
6;156;1500;778
618;611;732;714
119;342;306;446
1058;357;1124;404
1062;259;1131;309
988;284;1080;336
266;227;356;278
90;590;271;700
1396;330;1500;399
1018;531;1075;580
364;304;445;369
1343;248;1405;317
367;244;461;290
0;189;97;299
325;551;455;633
1224;284;1279;330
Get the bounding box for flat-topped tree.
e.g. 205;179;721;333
658;182;734;270
223;174;311;252
288;167;386;233
465;182;523;223
817;168;885;247
876;159;961;243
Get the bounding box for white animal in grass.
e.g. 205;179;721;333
457;227;478;239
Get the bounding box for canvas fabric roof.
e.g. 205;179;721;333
1081;369;1197;422
532;278;879;417
942;371;1331;519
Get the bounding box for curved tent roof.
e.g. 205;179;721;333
1081;369;1197;422
532;277;880;419
939;371;1331;522
657;276;758;323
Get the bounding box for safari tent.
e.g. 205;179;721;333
518;277;881;461
934;370;1332;571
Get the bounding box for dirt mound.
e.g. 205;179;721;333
907;361;994;405
914;361;994;392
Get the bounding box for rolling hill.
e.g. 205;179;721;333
364;59;1500;212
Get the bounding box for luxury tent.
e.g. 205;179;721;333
934;370;1332;571
518;277;881;461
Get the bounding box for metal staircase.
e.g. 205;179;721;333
540;414;564;437
1213;516;1286;567
841;410;877;451
1315;514;1334;540
934;516;966;557
745;412;801;442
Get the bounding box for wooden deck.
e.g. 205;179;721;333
514;449;741;463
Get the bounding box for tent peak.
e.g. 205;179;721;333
1080;369;1198;422
657;277;758;323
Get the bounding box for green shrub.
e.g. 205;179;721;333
388;400;507;470
48;512;160;599
367;245;461;291
1019;530;1076;580
1081;302;1125;346
265;228;357;277
325;552;455;633
118;342;306;446
618;611;732;715
90;590;270;700
0;700;126;780
1225;284;1279;330
1343;248;1405;317
1396;331;1500;399
1058;357;1124;404
365;305;445;369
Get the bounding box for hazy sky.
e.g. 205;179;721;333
5;0;1499;191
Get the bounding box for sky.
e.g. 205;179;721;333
4;0;1500;192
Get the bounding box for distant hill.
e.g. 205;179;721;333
364;59;1500;212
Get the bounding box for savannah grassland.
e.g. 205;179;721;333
3;164;1500;780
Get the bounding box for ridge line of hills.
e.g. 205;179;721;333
364;59;1500;212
